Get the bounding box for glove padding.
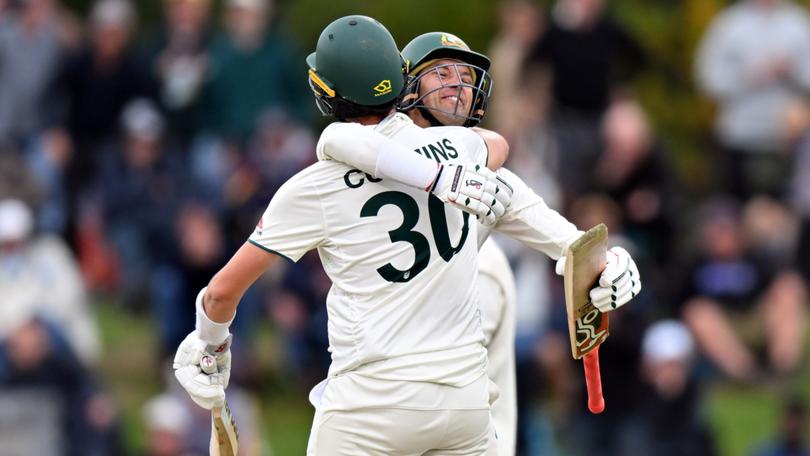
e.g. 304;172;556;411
555;246;641;313
173;330;232;410
431;163;514;225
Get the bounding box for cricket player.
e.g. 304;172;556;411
320;31;520;455
316;31;642;455
173;16;641;455
402;32;518;456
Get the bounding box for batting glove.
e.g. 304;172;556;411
430;163;514;225
173;330;232;410
555;246;641;313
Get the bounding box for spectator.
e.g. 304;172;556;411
0;147;42;207
142;392;198;456
638;320;717;456
266;251;331;387
488;0;545;140
680;197;808;380
197;0;311;142
0;0;79;147
150;201;264;364
751;397;810;456
787;101;810;290
144;0;213;145
248;109;317;188
0;236;120;456
589;99;683;303
53;0;154;240
0;198;101;365
525;0;646;201
98;99;186;308
55;0;150;149
0;318;122;456
695;0;810;199
166;383;263;456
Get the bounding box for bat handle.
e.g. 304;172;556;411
583;347;605;414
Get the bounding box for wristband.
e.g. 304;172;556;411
195;287;233;345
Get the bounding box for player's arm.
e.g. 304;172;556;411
471;127;509;169
492;167;582;259
317;121;439;189
317;121;512;224
173;244;280;411
493;168;641;312
204;242;280;323
175;173;325;411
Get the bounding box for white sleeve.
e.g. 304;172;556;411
493;168;583;259
316;122;439;190
248;174;326;262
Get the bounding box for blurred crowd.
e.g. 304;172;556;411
2;0;810;454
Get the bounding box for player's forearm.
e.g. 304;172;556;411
201;242;280;325
318;122;439;189
202;287;238;324
494;168;582;259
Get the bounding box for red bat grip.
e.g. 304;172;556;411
583;346;605;414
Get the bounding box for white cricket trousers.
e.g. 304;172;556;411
306;373;499;455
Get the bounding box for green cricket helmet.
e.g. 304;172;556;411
398;32;493;127
307;15;406;119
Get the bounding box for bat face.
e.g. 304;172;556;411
210;401;239;456
573;305;609;356
564;223;609;359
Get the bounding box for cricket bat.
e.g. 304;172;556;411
210;401;239;456
201;354;239;455
563;223;609;414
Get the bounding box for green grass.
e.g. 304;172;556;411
263;394;313;455
95;302;160;453
707;383;779;456
705;334;810;456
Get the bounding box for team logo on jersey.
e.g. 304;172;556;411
441;33;469;50
465;179;483;190
255;217;264;235
373;79;392;96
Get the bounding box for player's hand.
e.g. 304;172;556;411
430;163;514;225
590;246;641;312
555;246;641;312
173;330;232;410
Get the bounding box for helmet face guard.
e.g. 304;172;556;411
399;62;493;127
307;67;337;116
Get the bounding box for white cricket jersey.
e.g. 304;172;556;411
250;114;490;387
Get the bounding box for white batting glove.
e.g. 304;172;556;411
173;287;235;410
555;246;641;312
173;330;232;410
430;163;514;225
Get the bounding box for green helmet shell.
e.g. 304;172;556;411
307;15;405;114
401;32;490;75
